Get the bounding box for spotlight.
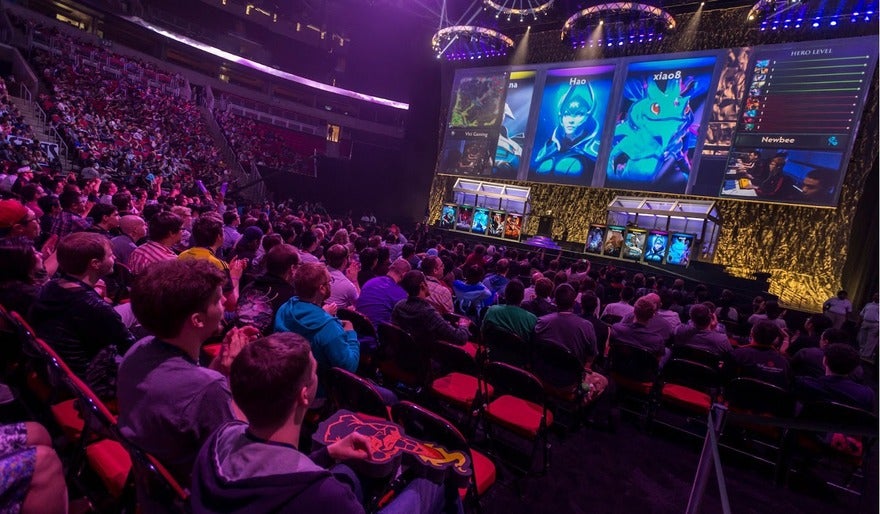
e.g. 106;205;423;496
812;21;819;26
830;19;837;25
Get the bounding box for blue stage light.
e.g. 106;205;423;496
812;21;819;26
830;19;837;25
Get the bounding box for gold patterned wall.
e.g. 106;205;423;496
428;78;878;313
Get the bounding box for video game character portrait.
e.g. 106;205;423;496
644;233;668;262
667;234;693;266
585;226;605;254
471;208;489;234
488;211;506;237
439;205;456;229
528;66;615;186
603;227;625;257
605;57;716;194
504;214;523;239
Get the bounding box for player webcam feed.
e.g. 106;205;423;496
644;231;669;263
503;214;523;240
471;208;490;234
488;210;506;237
666;233;695;266
439;204;457;229
585;225;606;254
719;148;843;205
604;56;717;194
603;225;625;258
455;205;474;231
528;66;616;186
494;71;537;180
622;228;647;261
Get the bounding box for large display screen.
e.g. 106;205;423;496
528;65;616;186
437;36;877;208
604;56;717;194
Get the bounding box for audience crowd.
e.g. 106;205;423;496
214;109;323;174
0;18;876;511
20;20;230;192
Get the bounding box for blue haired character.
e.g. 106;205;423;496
533;84;601;175
608;77;698;185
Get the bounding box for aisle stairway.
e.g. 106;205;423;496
8;95;70;169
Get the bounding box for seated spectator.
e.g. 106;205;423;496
611;296;670;365
179;213;245;311
128;211;183;275
535;285;606;395
786;313;833;356
356;247;378;287
795;343;875;412
356;258;411;328
49;189;90;238
297;229;320;264
522;272;543;303
235;244;299;334
420;255;453;315
791;328;861;380
579;291;609;362
482;258;510;303
481;279;537;342
601;286;635;321
220;210;241;258
30;232;134;390
673;304;733;357
326;244;359;309
392;270;470;347
748;300;787;330
656;291;683;330
0;421;67;514
84;203;119;239
728;320;792;390
119;259;257;486
0;244;43;317
274;263;360;387
0;199;41;246
715;289;740;325
521;277;555;318
191;333;460;514
110;215;146;266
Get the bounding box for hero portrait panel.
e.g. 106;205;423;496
603;56;717;194
528;65;616;186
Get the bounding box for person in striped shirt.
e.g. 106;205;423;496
128;211;183;275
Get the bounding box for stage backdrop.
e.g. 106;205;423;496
436;36;877;209
428;71;878;312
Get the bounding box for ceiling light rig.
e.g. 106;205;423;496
432;25;516;61
561;2;676;48
482;0;555;21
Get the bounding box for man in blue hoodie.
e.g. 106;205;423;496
274;262;360;383
192;333;462;514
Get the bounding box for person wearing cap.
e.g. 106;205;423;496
11;165;34;197
0;199;41;245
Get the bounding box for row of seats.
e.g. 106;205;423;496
0;306;188;513
333;310;878;502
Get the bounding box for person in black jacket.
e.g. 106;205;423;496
391;271;470;347
30;232;134;386
234;244;299;334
